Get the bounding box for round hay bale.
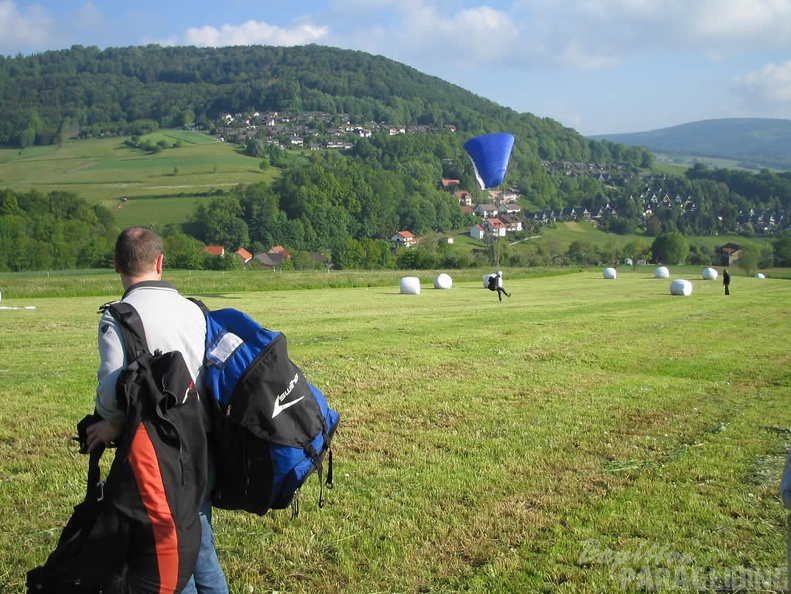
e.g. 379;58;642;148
433;273;452;289
400;276;421;295
670;279;693;296
603;267;617;279
654;266;670;279
702;267;718;280
756;273;766;279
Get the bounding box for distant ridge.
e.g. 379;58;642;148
589;118;791;171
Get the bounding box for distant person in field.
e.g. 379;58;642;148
487;271;511;302
723;268;731;295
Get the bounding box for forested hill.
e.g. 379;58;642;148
590;118;791;170
0;44;649;166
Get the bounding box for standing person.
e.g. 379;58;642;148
723;268;731;295
84;226;228;594
493;271;511;302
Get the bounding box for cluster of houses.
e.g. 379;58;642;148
214;110;453;151
208;112;788;249
205;244;294;267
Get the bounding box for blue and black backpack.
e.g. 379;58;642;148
194;302;340;517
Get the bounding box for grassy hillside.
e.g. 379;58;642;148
0;131;271;227
2;271;789;592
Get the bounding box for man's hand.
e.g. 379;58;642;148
84;419;122;453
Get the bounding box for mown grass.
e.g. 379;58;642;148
0;132;272;227
1;269;790;593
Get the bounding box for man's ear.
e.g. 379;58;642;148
113;257;121;273
155;253;164;275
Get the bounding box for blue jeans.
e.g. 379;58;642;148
182;459;228;594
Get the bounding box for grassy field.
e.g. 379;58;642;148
0;131;272;228
1;269;790;593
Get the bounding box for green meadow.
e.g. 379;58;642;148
1;268;789;593
0;130;271;228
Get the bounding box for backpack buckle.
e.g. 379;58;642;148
96;480;105;502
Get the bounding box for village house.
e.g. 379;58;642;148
474;203;499;218
441;178;460;192
483;218;507;237
234;247;253;264
470;224;486;240
454;190;474;206
390;230;417;247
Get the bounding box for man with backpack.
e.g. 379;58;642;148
85;226;228;593
487;271;511;302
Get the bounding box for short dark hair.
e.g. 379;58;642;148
114;226;163;275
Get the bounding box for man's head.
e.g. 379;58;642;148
114;226;164;285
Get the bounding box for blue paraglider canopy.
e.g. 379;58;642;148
463;133;515;190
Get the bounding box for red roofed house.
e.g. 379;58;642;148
483;218;507;237
268;245;292;260
205;245;225;256
454;190;474;206
441;178;460;192
390;230;417;247
234;247;253;264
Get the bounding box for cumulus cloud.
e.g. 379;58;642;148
326;0;791;73
734;60;791;105
0;0;56;53
182;20;328;47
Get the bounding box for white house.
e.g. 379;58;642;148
474;203;499;218
483;218;507;237
390;230;417;247
470;224;486;240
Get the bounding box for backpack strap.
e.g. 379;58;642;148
99;301;150;359
188;297;209;316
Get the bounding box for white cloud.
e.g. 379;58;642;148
0;0;56;52
734;60;791;104
182;20;329;47
506;0;791;69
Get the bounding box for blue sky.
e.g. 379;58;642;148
2;0;791;135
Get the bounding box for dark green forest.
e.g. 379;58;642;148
0;44;650;166
2;44;791;272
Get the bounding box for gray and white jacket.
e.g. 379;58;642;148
95;280;207;425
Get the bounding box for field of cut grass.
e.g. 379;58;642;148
1;269;790;593
0;131;274;227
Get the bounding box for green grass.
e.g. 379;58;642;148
1;269;790;593
0;132;273;227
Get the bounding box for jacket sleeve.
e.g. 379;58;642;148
95;311;126;424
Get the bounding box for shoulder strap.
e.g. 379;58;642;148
100;301;150;360
188;297;209;315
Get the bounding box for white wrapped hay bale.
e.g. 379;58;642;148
603;267;617;279
654;266;670;279
702;267;718;280
400;276;421;295
670;279;693;296
756;273;766;279
433;273;452;289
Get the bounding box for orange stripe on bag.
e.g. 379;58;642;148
129;424;180;594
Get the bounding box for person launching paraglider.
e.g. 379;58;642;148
487;271;511;301
464;132;516;304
